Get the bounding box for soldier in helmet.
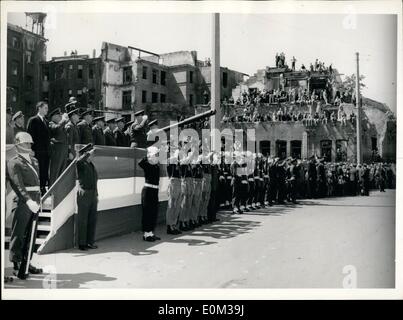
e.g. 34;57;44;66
12;111;26;136
7;132;43;279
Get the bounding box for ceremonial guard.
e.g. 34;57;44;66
76;143;99;250
7;132;43;279
287;158;298;203
77;110;93;144
166;142;182;235
92;116;106;145
104;118;117;146
139;146;161;242
64;96;79;113
65;108;80;161
124;120;134;147
49;108;69;185
13;111;26;136
114;117;126;147
178;142;193;231
130;110;148;148
27;101;50;195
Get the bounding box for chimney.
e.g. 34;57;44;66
64;51;67;56
93;49;96;58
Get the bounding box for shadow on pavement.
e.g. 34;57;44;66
4;269;116;289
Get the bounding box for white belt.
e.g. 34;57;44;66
264;175;269;178
144;183;159;189
241;181;248;184
26;186;40;192
254;176;260;179
227;176;232;179
248;178;254;182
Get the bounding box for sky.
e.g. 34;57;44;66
8;12;397;113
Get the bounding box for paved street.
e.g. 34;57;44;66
4;190;395;289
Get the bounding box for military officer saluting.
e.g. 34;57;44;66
7;132;43;279
104;118;117;146
113;117;126;147
92;115;106;145
130;109;148;148
77;109;93;144
146;119;159;146
65;108;80;161
49;108;70;185
76;143;99;251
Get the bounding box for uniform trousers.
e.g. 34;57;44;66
77;189;98;245
166;178;182;227
200;174;211;218
141;186;159;233
190;178;203;221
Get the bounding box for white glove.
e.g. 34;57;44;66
26;199;40;213
143;115;148;121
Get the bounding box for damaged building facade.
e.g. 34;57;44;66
218;57;396;162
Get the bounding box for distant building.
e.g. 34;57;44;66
40;51;102;111
7;21;47;118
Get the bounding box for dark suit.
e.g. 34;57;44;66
27;115;50;192
77;120;93;144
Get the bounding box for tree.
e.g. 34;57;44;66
340;74;366;97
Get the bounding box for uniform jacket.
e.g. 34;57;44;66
92;126;105;145
49;118;69;145
77;120;93;144
113;127;126;147
7;153;41;203
65;121;80;156
130;121;148;148
104;127;116;146
77;157;98;192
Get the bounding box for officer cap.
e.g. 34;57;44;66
49;108;62;118
115;117;125;123
81;109;93;118
93;116;105;123
15;132;33;145
78;143;94;155
148;119;158;127
68;108;79;117
12;111;24;121
134;109;145;117
106;117;116;124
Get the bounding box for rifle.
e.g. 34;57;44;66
155;109;216;134
17;200;41;280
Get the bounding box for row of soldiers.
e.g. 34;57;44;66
7;100;157;194
164;147;396;226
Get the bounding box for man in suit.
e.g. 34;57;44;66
114;117;126;147
77;110;93;144
13;111;26;136
130;109;148;148
76;144;99;250
92;116;106;145
48;108;69;185
65;108;80;161
27;101;50;195
104;118;117;146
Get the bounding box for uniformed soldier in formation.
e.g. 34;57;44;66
76;143;99;251
7;132;43;279
166;142;182;235
65;108;80;161
92;116;106;145
104;118;117;146
146;119;159;147
27;101;51;195
287;158;298;203
130;110;148;148
139;146;161;242
124;120;134;147
190;153;204;227
12;111;26;136
307;155;317;198
77;110;93;144
276;159;287;204
200;147;213;224
48;108;70;185
114;117;126;147
178;140;194;231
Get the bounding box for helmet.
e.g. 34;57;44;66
15;132;33;145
